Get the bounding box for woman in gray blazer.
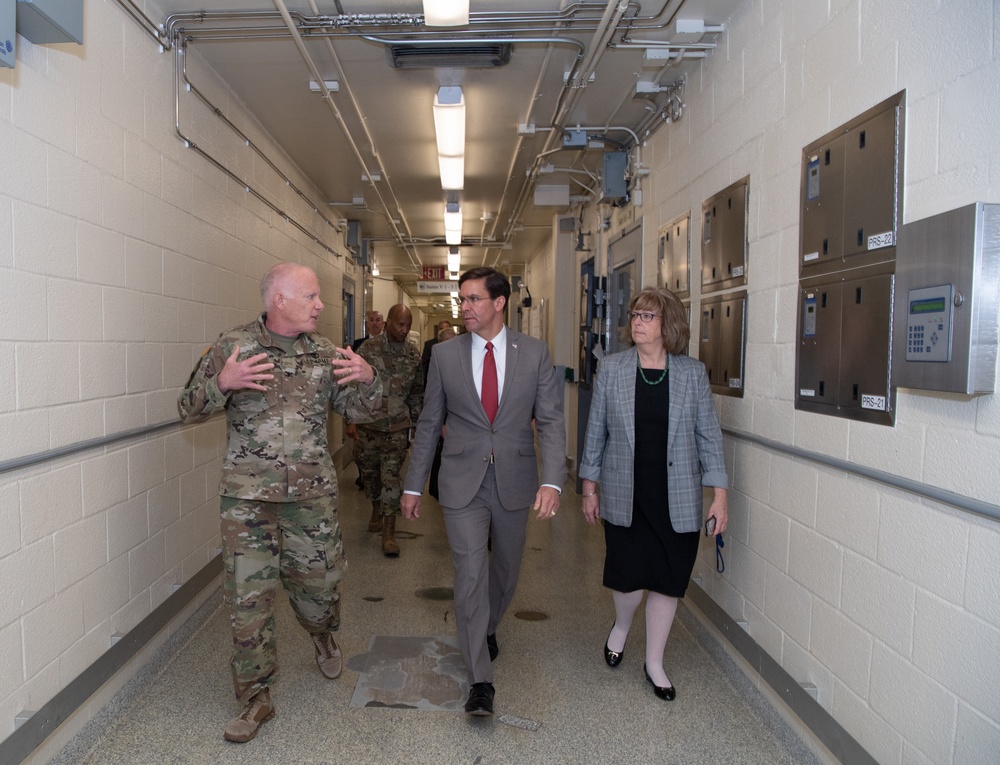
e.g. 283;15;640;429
579;287;728;701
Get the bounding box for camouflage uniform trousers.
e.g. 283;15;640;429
220;494;346;703
354;428;410;517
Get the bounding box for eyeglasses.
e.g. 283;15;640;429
628;311;661;323
457;295;492;306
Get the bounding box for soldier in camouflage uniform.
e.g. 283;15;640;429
178;263;382;744
352;304;423;556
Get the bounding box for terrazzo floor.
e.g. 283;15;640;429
49;462;822;765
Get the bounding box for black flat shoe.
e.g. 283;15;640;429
603;625;623;668
464;682;495;716
644;664;676;701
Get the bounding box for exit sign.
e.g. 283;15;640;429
422;266;446;280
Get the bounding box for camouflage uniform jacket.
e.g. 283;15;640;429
178;313;382;502
355;333;424;433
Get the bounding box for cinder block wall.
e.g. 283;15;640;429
0;1;360;761
639;1;1000;763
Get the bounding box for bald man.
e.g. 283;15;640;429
179;263;382;743
352;304;424;555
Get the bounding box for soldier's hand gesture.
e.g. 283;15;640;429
217;346;275;394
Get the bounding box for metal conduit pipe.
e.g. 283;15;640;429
173;45;341;258
173;49;340;259
271;0;418;266
306;0;422;271
568;0;631;89
114;0;169;47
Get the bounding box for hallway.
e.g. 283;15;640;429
49;464;820;765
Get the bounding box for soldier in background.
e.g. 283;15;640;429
353;304;424;556
178;263;381;743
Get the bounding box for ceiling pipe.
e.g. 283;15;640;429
271;0;417;266
305;0;421;270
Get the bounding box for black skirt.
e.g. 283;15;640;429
602;367;699;598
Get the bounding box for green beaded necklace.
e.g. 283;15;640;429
637;354;669;385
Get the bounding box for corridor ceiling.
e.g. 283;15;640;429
144;1;736;310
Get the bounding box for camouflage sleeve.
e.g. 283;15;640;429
331;366;382;423
177;342;230;422
407;354;424;424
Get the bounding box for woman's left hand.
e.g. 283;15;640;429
580;479;600;525
706;488;729;536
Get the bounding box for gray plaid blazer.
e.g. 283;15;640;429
579;347;727;533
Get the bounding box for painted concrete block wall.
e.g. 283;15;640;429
640;1;999;763
0;0;357;757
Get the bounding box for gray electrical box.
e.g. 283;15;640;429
16;0;82;44
699;291;746;397
357;238;374;266
892;202;998;395
658;213;690;298
346;220;361;250
800;92;903;277
1;0;13;69
602;151;628;200
796;266;896;425
702;177;748;291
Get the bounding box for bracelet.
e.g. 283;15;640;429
582;492;596;497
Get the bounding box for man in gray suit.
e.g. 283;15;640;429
401;267;565;716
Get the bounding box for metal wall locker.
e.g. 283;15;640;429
838;272;895;422
658;213;690;298
718;294;746;395
843;107;900;259
796;283;842;407
800;138;845;270
698;302;722;387
701;178;748;291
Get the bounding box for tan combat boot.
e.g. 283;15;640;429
368;501;383;533
310;631;343;679
382;514;400;557
223;688;275;743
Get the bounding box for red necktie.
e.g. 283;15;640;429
482;341;498;424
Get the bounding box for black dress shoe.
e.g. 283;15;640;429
486;633;499;662
464;682;495;716
644;664;676;701
603;625;623;668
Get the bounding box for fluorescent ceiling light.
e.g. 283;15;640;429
437;155;465;190
444;208;463;232
445;229;462;245
447;252;461;272
434;86;465;190
423;0;469;27
449;271;459;280
308;80;339;92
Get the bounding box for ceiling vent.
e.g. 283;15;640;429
385;43;512;69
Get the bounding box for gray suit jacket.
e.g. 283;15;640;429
579;348;727;533
404;328;566;510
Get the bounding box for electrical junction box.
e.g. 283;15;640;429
892;202;998;395
16;0;83;44
1;0;14;68
601;151;627;201
562;129;587;149
357;239;374;266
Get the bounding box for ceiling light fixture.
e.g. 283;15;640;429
423;0;469;27
444;198;463;245
434;86;465;190
371;261;379;276
447;247;461;273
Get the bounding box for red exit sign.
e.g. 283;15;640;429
422;266;446;280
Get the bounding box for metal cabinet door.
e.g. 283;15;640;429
658;216;690;297
718;295;746;395
843;107;900;259
698;302;722;387
838;272;894;421
800;136;846;270
797;283;842;406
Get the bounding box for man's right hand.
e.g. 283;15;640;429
401;493;421;521
217;346;275;394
